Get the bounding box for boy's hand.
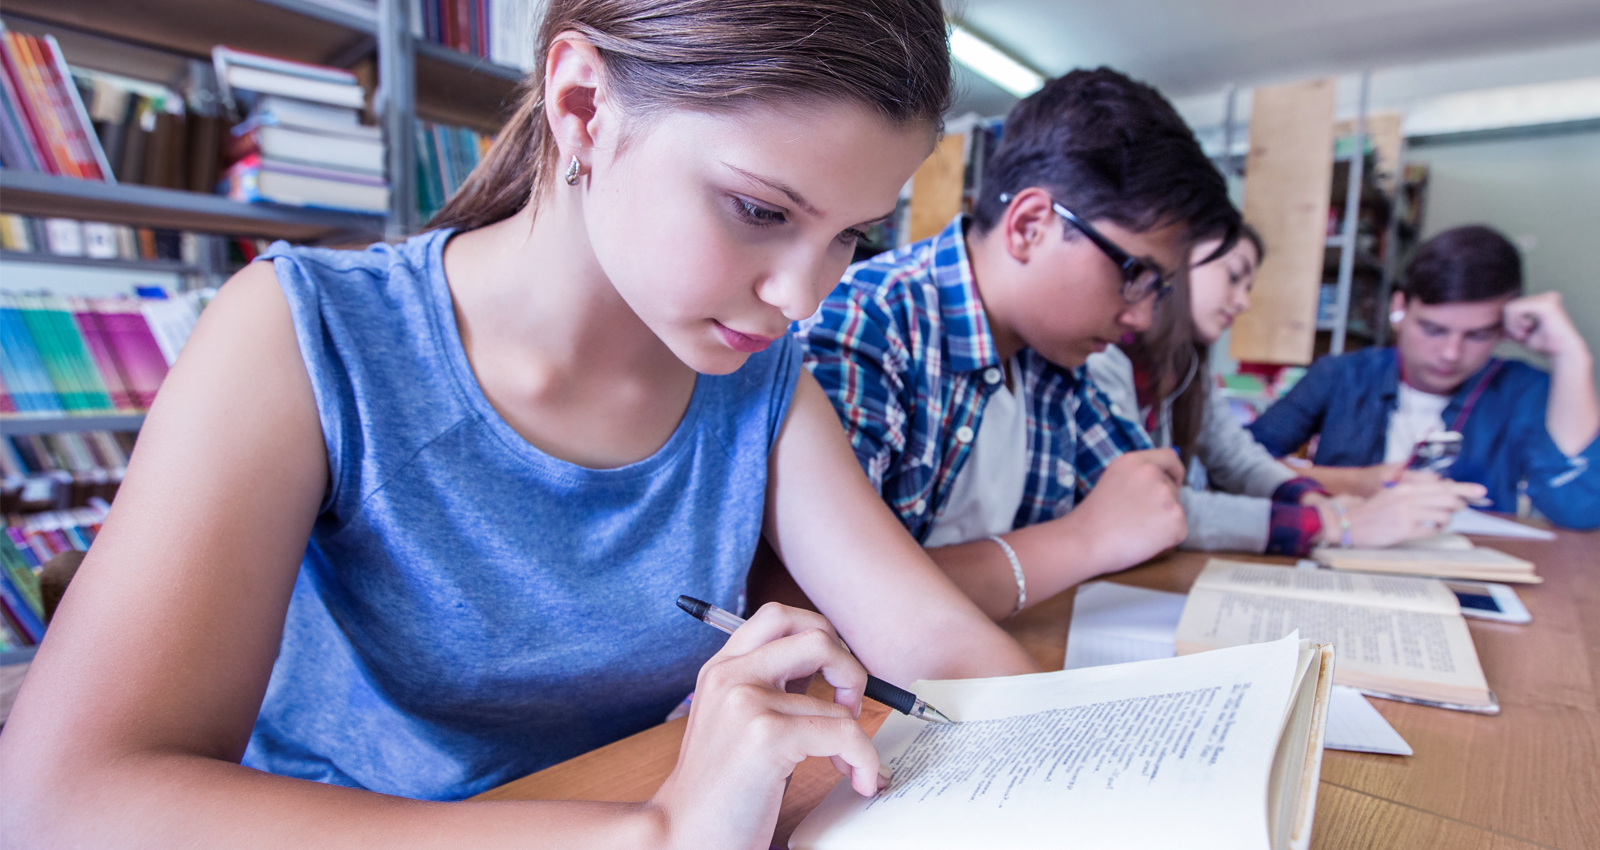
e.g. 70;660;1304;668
1505;292;1589;363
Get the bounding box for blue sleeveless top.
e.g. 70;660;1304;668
241;229;800;800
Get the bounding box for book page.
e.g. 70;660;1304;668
1193;560;1460;614
791;635;1302;850
1175;588;1488;705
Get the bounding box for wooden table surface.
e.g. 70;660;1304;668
478;530;1600;849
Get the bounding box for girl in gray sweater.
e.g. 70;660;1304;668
1087;226;1480;555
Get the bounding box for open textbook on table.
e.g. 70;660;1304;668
791;633;1333;850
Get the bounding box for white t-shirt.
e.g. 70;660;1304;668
924;358;1030;548
1384;382;1451;463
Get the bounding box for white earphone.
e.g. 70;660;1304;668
1389;309;1406;324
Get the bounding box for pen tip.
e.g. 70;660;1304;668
676;595;709;619
922;705;957;725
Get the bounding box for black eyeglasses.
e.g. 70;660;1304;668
999;193;1173;303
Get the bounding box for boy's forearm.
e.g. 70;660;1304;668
1546;350;1600;456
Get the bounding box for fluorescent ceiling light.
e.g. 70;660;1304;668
949;24;1044;98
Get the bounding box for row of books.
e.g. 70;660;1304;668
2;211;272;272
1;213;204;264
0;27;111;181
415;0;537;70
214;47;389;214
75;66;228;194
416;121;493;222
0;500;108;649
0;289;208;415
2;431;132;515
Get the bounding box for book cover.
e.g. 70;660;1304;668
16;293;114;412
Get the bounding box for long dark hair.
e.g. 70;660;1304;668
1124;223;1264;460
429;0;952;233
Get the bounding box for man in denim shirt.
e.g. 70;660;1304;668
1249;226;1600;530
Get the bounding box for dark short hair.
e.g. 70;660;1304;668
972;67;1239;253
1403;226;1523;304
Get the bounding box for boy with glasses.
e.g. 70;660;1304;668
796;68;1240;620
1250;226;1600;530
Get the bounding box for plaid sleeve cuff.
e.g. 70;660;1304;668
1272;476;1330;505
1266;503;1324;557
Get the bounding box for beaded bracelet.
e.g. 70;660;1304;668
987;534;1026;617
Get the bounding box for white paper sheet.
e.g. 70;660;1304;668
1064;581;1412;756
1322;686;1412;755
1447;508;1555;540
1063;582;1186;669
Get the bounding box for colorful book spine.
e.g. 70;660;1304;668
71;301;137;410
0;293;65;414
14;293;115;412
93;298;170;408
1;31;80;177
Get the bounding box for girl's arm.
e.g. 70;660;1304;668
763;371;1041;683
0;265;876;849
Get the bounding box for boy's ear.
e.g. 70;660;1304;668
544;34;611;162
1000;188;1057;263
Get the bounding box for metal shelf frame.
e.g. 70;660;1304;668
1;414;147;436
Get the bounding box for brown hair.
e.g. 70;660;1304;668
1124;223;1264;460
430;0;952;233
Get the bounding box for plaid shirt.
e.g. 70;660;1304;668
797;215;1152;544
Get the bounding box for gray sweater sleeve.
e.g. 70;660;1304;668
1085;347;1277;554
1192;390;1298;499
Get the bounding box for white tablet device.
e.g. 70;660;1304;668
1444;581;1531;624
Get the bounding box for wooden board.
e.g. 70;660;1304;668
1335;112;1404;193
907;133;967;243
1232;78;1337;366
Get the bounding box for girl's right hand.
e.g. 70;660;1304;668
647;603;887;850
1324;474;1487;548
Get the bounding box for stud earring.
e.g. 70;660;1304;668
563;155;582;186
1389;309;1406;324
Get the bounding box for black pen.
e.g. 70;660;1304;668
676;595;955;724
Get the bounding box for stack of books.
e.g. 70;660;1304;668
3;430;129;514
416;0;537;70
74;67;228;194
214;46;388;214
0;27;114;181
0;499;109;650
0;289;209;416
415;120;494;221
1;213;205;264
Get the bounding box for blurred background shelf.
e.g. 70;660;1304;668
0;171;387;243
1;415;148;437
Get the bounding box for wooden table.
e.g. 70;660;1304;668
479;530;1600;849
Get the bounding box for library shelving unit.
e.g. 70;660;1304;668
1;0;526;436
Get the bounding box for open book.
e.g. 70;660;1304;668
792;634;1334;850
1176;560;1494;712
1312;534;1538;584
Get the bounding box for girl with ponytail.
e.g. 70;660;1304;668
0;2;1037;845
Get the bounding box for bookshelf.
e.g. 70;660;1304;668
0;170;386;242
0;0;529;240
